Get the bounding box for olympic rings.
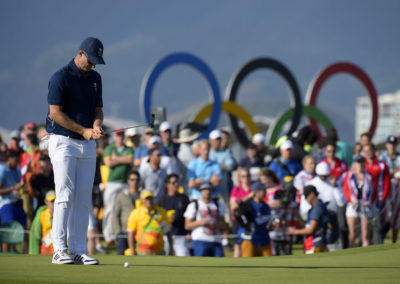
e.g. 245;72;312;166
192;101;260;136
267;105;334;145
225;58;302;147
305;62;379;138
140;54;379;146
139;52;222;139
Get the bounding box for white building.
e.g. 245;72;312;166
356;90;400;144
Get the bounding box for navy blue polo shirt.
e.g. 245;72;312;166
46;59;103;139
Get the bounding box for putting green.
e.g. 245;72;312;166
0;244;399;283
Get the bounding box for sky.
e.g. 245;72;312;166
1;0;400;143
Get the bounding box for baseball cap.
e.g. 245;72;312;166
316;162;330;176
149;135;162;145
280;140;293;150
114;128;124;135
252;133;265;144
126;128;141;137
209;129;222;140
199;181;214;191
45;190;56;202
250;181;266;191
159;121;172;132
24;121;37;130
145;127;155;135
387;135;398;144
140;189;154;199
80;37;105;65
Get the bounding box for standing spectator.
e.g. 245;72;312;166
306;162;345;251
362;143;391;244
159;121;179;158
159;174;190;256
139;148;167;204
230;167;254;258
125;128;141;151
112;171;141;255
269;140;302;183
238;144;265;182
252;133;268;163
379;135;400;176
187;140;222;200
29;190;56;255
359;132;372;147
208;129;236;214
31;155;55;209
353;143;362;161
103;129;134;246
0;151;26;252
127;189;172;255
294;155;315;219
240;182;272;258
133;127;155;168
321;142;347;179
176;128;199;167
287;185;328;254
341;156;373;247
184;181;228;257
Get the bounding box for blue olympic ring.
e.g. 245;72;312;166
140;52;222;139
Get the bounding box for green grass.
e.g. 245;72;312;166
0;244;399;284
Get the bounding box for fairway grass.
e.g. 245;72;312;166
0;243;399;284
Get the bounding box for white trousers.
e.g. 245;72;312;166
163;235;190;256
102;182;126;242
49;135;96;254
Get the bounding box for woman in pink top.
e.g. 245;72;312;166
230;167;254;258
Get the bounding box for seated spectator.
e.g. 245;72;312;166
159;174;190;256
112;171;141;255
341;156;373;247
187;140;222;200
239;182;272;258
230;167;254;258
184;181;228;257
287;185;328;254
269;140;302;183
139;148;168;204
29;190;56;255
0;150;27;252
127;189;172;255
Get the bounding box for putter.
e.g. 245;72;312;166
106;113;155;134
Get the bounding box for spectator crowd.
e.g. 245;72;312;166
0;120;399;257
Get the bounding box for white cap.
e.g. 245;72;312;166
149;135;162;145
280;139;293;150
252;133;265;144
159;121;172;132
316;162;330;176
209;129;222;140
125;127;141;137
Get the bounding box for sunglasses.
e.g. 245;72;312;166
168;180;178;185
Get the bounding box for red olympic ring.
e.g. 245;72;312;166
305;62;379;138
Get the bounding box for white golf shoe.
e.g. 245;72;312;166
72;253;99;265
52;251;74;264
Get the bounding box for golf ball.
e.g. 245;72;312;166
124;262;130;268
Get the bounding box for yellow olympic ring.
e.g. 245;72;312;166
192;101;260;136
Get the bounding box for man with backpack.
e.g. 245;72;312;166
184;181;228;257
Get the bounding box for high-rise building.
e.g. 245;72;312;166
355;90;400;143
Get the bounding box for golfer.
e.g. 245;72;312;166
46;37;105;265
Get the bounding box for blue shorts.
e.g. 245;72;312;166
0;203;27;226
192;240;224;257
